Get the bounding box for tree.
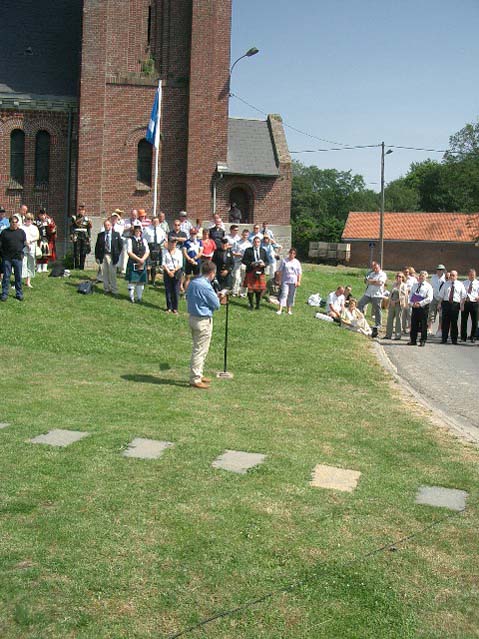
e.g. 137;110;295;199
384;179;419;212
291;161;378;256
444;120;479;161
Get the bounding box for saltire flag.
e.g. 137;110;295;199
146;82;162;148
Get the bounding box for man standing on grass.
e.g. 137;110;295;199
186;261;222;389
358;261;387;338
0;215;26;302
95;218;123;296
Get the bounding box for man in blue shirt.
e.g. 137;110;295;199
186;261;222;389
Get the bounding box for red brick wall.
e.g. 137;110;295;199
76;0;292;227
186;0;231;220
348;240;479;275
155;0;192;216
0;109;74;247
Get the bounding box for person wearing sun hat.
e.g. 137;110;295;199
428;264;446;336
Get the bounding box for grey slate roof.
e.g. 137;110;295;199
0;0;83;99
226;118;280;177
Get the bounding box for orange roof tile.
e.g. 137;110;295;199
342;212;479;243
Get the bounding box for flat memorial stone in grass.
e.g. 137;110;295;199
212;450;266;474
0;423;10;429
415;485;468;512
123;438;174;460
29;429;90;447
310;464;361;492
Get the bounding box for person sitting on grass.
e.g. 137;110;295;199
340;298;372;336
325;286;345;323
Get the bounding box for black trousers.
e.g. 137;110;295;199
442;301;460;343
410;304;429;344
460;300;478;340
73;236;89;269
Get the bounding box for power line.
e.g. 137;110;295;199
166;508;465;639
230;93;456;156
230;92;357;147
290;145;379;153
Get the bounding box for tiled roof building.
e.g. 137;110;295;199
0;1;292;252
342;212;479;273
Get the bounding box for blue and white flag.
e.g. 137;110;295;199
146;82;162;148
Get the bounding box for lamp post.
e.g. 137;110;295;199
379;142;393;268
228;47;259;95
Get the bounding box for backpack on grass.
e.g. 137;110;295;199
77;280;94;295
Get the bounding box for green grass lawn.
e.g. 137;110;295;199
0;265;478;639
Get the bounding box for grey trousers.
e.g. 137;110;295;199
386;303;402;338
358;294;382;329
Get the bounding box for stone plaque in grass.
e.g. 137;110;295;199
415;485;468;512
29;429;90;447
310;464;361;492
0;423;10;429
212;450;266;474
123;438;174;460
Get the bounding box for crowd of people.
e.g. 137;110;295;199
0;204;304;315
316;261;479;346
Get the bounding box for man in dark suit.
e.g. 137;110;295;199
242;235;268;310
95;218;123;295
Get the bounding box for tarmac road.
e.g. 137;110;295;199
380;334;479;442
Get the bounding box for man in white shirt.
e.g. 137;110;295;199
427;264;446;335
232;229;251;296
358;261;387;338
439;270;466;344
460;268;479;343
326;286;345;323
408;270;433;347
226;224;241;249
144;217;166;285
179;211;193;235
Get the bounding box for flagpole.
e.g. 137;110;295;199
152;80;161;218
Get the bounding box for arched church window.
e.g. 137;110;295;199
10;129;25;185
137;139;152;187
35;130;50;186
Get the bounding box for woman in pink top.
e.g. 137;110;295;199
201;228;216;261
276;248;302;315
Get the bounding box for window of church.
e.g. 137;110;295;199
35;130;50;187
137;139;152;187
10;129;25;186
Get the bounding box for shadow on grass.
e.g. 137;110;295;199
121;374;189;387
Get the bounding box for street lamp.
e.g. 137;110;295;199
379;142;393;268
228;47;259;95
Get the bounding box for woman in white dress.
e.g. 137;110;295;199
340;298;372;336
21;214;40;288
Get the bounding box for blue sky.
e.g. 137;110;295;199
230;0;479;190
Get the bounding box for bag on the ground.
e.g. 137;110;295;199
307;293;322;307
49;262;65;278
77;280;94;295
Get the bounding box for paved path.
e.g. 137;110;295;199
380;334;479;442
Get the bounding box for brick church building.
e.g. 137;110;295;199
0;0;292;251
